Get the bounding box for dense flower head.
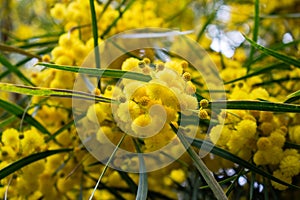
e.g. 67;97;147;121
1;0;300;198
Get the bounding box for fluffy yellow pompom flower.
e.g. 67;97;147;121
0;146;17;160
236;119;257;138
86;103;107;124
21;128;44;155
279;155;300;177
271;170;292;190
131;114;164;137
169;169;186;183
289;125;300;144
210;125;231;147
256;137;272;151
269;131;285;148
121;57;140;71
1;128;19;150
50;3;66;20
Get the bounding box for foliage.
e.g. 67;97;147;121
0;0;300;199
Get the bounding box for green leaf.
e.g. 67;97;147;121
0;53;34;86
210;100;300;113
133;139;148;200
196;10;217;42
0;43;41;59
0;115;16;128
284;90;300;103
17;40;58;48
244;36;300;68
245;39;300;67
88;134;126;200
246;0;260;73
225;62;290;84
89;0;101;90
45;119;74;143
36;62;152;82
0;47;54;81
0;149;72;179
118;171;138;193
0;83;114;103
284;142;300;150
189;137;300;190
171;124;228;200
0;99;50;135
100;0;135;39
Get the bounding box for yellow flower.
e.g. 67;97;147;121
256;137;272;151
0;146;17;160
21;128;44;155
169;169;186;183
269;131;285;148
250;87;270;100
279;155;300;177
121;57;140;71
259;122;274;136
236;119;257;138
259;111;273;122
86;103;108;124
165;60;183;75
1;128;19;150
289;125;300;144
271;170;292;190
210;125;231;147
50;3;67;20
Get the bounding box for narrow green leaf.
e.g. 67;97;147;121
245;39;300;67
118;171;138;193
0;83;114;103
89;134;126;200
196;10;217;42
17;40;58;48
0;116;16;128
189;137;300;190
89;0;101;90
210;100;300;113
200;170;250;190
246;0;260;73
0;149;72;179
45;120;74;143
249;172;256;200
0;99;50;135
244;36;300;68
284;90;300;103
0;47;54;81
0;53;34;86
171;124;228;200
225;62;289;84
100;0;135;39
36;62;152;82
284;142;300;150
254;77;300;87
0;43;41;59
225;167;245;196
133;139;148;200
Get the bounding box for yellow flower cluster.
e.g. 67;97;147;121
2;0;300;198
77;57;196;195
207;54;300;190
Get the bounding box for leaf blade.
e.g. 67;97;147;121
36;62;152;82
0;149;72;179
0;53;34;86
189;137;300;190
0;98;50;135
0;83;114;103
244;36;300;68
210;100;300;113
